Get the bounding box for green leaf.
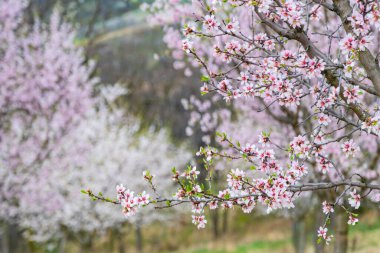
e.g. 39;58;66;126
201;75;210;82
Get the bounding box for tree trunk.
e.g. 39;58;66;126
108;230;115;253
118;229;125;253
211;208;220;239
58;233;67;253
222;210;228;234
292;216;307;253
1;223;10;253
79;236;93;253
9;223;26;253
135;224;143;253
333;208;349;253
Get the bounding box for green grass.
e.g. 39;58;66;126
350;216;380;233
236;239;288;252
177;238;290;253
191;249;227;253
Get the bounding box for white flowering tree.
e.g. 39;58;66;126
0;1;95;251
0;1;192;252
7;82;192;252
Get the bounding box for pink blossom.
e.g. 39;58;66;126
348;189;361;209
348;214;359;225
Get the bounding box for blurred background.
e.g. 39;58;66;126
1;1;380;253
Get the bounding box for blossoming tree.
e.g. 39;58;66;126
0;2;192;252
0;0;94;223
16;85;191;252
0;1;97;251
89;1;380;252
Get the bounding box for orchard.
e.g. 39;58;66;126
2;1;380;253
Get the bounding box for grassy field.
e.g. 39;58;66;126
156;212;380;253
164;226;380;253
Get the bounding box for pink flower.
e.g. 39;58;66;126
218;79;232;93
225;18;239;33
280;50;295;62
317;227;333;244
137;191;150;206
317;226;327;238
358;36;373;51
200;83;209;94
348;214;359;225
258;132;270;147
343;86;361;104
242;143;259;157
341;140;360;158
227;169;245;190
239;72;250;85
322;201;334;214
339;34;358;54
203;15;219;30
116;184;126;194
208;200;218;210
316;156;333;174
193;184;202;193
348;189;361;209
192;215;207;229
290;135;311;158
182;39;193;53
191;202;204;214
318;114;331;126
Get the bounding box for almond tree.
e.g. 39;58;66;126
0;0;94;226
91;1;380;253
0;2;191;252
0;1;97;252
16;86;191;253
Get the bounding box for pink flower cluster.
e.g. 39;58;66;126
116;184;150;217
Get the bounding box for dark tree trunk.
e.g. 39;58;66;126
118;229;125;253
107;230;115;253
292;216;307;253
113;229;125;253
8;223;27;253
211;209;220;239
58;233;67;253
333;207;349;253
118;234;125;253
135;224;143;253
79;236;93;253
222;211;228;234
1;223;10;253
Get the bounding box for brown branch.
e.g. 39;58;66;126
289;181;380;192
332;0;380;92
